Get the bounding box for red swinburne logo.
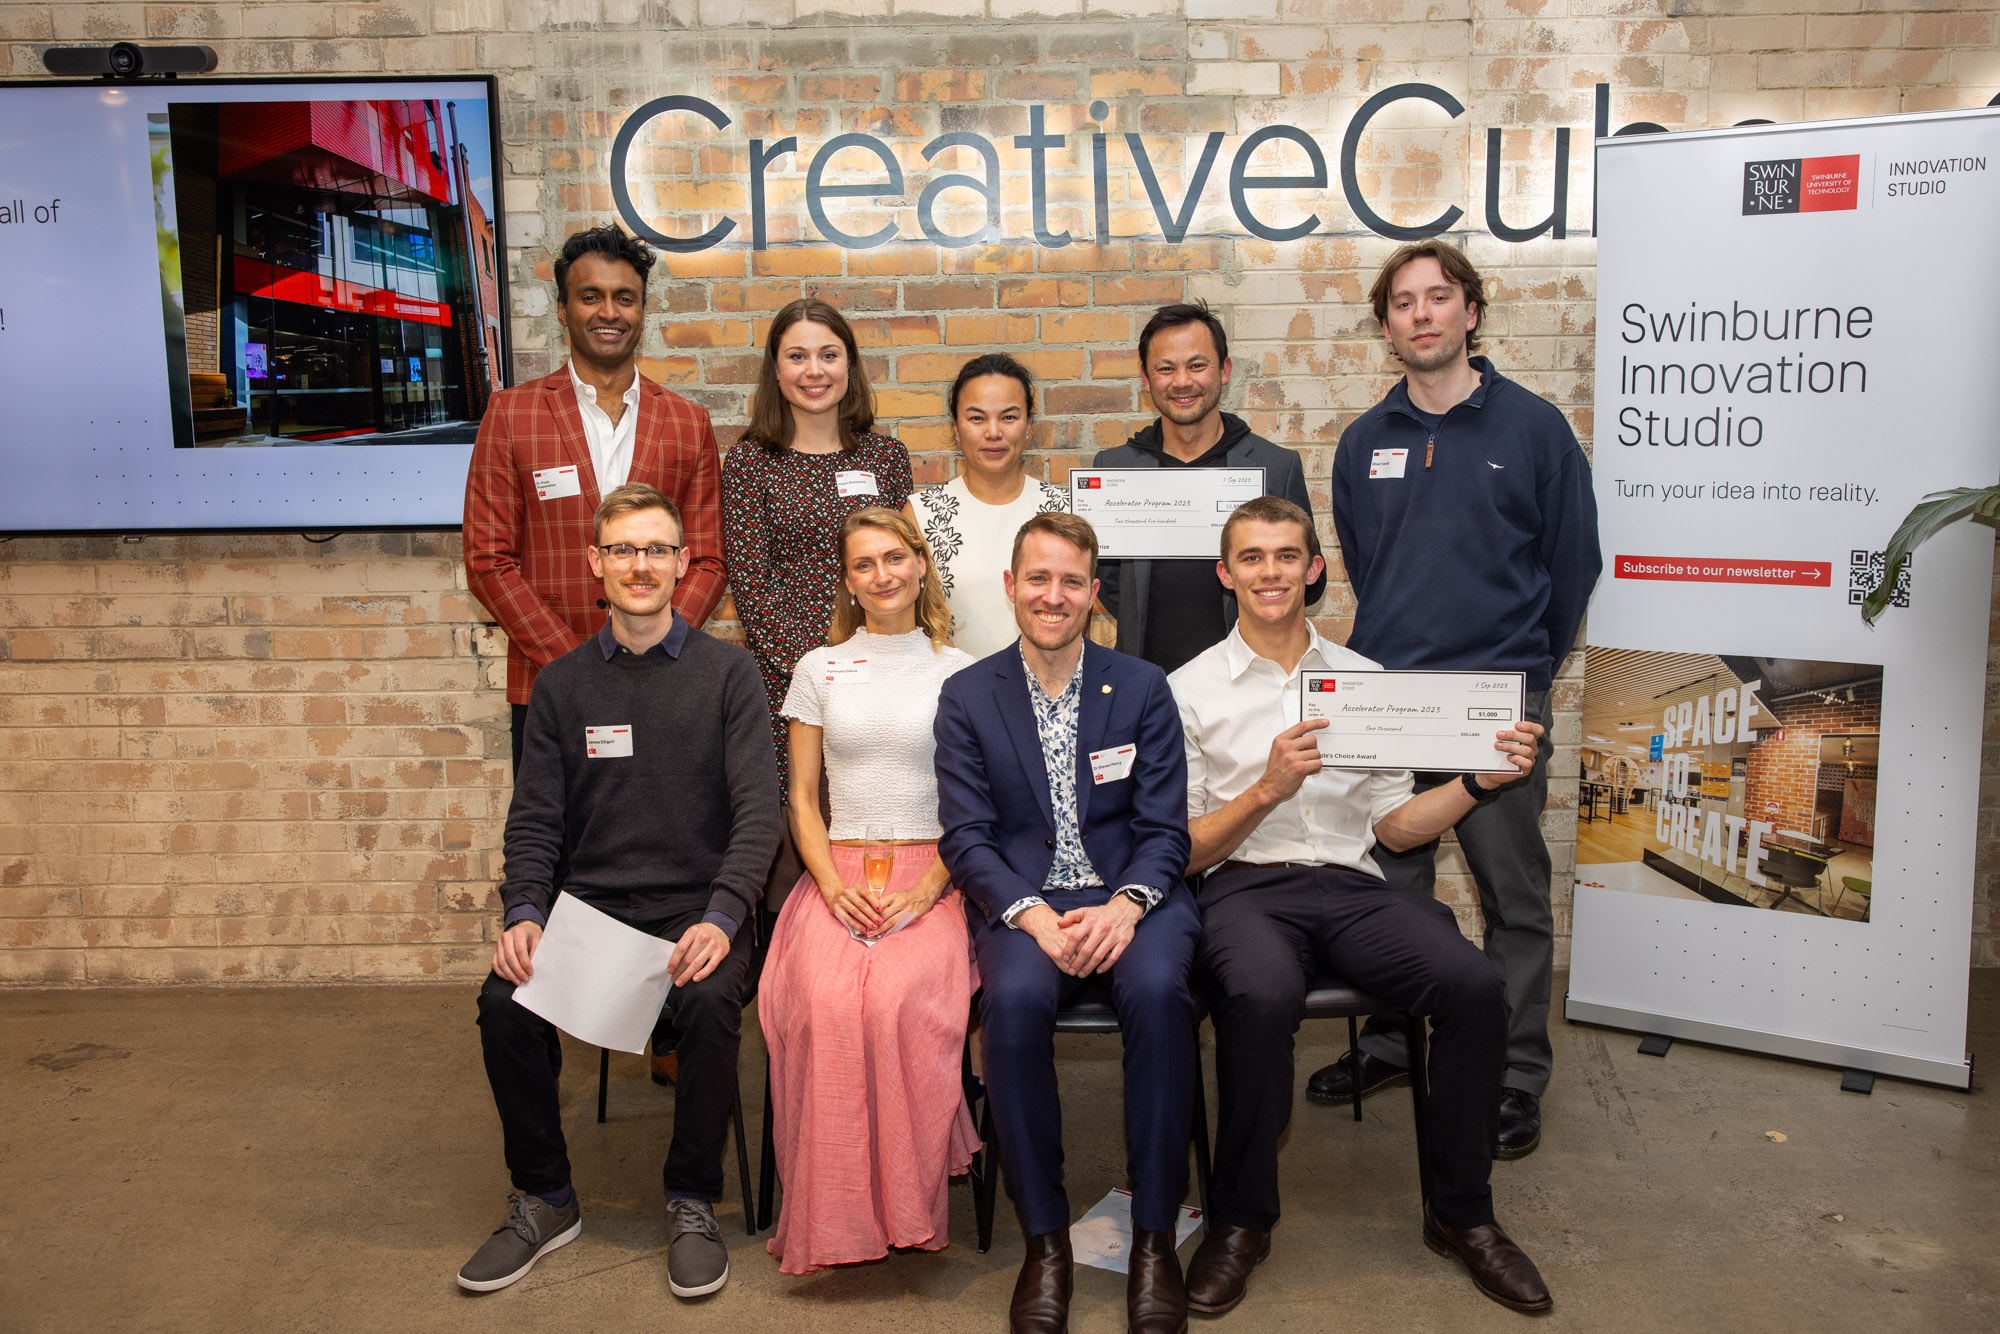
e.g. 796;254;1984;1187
1079;477;1102;489
1308;679;1333;693
1743;155;1860;215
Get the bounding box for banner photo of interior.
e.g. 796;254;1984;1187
1576;648;1880;922
153;97;502;448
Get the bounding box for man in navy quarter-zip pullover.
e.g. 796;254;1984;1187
1318;240;1602;1160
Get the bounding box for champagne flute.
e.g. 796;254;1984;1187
863;825;894;893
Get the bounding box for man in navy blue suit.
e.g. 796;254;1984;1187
935;511;1198;1334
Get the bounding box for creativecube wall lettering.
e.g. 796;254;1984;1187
607;81;1694;253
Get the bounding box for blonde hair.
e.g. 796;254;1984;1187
828;507;953;650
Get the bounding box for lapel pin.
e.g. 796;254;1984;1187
1101;684;1113;694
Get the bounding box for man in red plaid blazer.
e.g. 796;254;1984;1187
464;226;726;770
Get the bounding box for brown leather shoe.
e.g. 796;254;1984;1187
1184;1223;1270;1315
1010;1229;1072;1334
1422;1204;1553;1312
1127;1227;1187;1333
649;1050;677;1086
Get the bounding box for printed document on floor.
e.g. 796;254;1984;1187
510;893;677;1053
1070;1189;1203;1274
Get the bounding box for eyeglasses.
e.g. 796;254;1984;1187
597;542;682;563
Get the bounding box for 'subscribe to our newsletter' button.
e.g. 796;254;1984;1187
1614;554;1831;587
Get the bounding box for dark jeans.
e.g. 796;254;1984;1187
1200;863;1505;1232
475;906;752;1199
973;887;1201;1237
1361;689;1555;1096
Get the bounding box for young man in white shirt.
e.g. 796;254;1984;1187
1168;495;1552;1317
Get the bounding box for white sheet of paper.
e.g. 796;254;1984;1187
510;894;678;1054
1067;467;1265;559
846;908;919;947
1069;1189;1203;1274
1299;668;1526;773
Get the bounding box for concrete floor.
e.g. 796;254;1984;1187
5;971;1996;1333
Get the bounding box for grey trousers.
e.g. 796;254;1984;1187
1359;690;1555;1096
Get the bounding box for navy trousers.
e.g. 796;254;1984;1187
1362;690;1555;1095
973;886;1201;1237
1200;863;1506;1231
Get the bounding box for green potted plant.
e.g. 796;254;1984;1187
1861;486;2000;624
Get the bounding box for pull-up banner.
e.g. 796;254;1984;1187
1570;109;2000;1088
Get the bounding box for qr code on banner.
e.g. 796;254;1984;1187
1848;549;1911;608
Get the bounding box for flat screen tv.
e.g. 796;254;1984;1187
0;75;508;533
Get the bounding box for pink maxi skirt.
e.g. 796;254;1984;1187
757;842;979;1273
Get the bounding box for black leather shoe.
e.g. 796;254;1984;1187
1185;1223;1270;1315
1305;1048;1409;1105
1422;1204;1553;1312
1010;1229;1072;1334
1494;1088;1541;1160
1127;1227;1187;1333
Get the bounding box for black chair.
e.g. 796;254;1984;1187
1290;977;1432;1209
969;979;1213;1254
753;837;808;1233
592;839;795;1240
592;1029;758;1238
1168;977;1434;1242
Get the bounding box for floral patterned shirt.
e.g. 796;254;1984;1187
999;640;1163;926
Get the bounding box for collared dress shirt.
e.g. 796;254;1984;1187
1169;624;1417;877
1001;641;1165;926
568;359;640;493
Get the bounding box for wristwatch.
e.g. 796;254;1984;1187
1461;772;1498;801
1115;885;1154;912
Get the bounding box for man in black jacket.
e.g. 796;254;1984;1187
1092;302;1324;674
457;483;780;1299
1314;240;1602;1160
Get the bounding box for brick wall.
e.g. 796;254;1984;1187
3;1;1998;983
1742;680;1883;835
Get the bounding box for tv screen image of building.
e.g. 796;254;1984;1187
0;76;507;532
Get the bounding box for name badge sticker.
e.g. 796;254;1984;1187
835;470;879;499
821;657;871;684
585;725;633;758
1088;743;1137;785
534;464;584;500
1368;449;1408;480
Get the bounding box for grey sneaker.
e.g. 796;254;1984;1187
456;1191;582;1292
666;1197;729;1298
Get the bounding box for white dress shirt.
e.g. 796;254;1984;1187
1169;623;1416;877
568;359;640;493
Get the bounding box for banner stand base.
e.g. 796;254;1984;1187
1564;994;1973;1091
1840;1069;1876;1096
1637;1034;1674;1058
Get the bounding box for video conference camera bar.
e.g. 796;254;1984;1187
41;43;218;79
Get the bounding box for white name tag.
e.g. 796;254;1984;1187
1088;743;1136;785
1368;449;1408;480
585;725;633;758
835;470;879;499
821;656;872;684
534;464;583;500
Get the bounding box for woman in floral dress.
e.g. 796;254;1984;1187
722;297;914;786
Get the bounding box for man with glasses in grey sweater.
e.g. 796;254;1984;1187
458;483;780;1298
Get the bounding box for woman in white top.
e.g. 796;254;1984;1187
908;353;1069;659
758;506;979;1274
